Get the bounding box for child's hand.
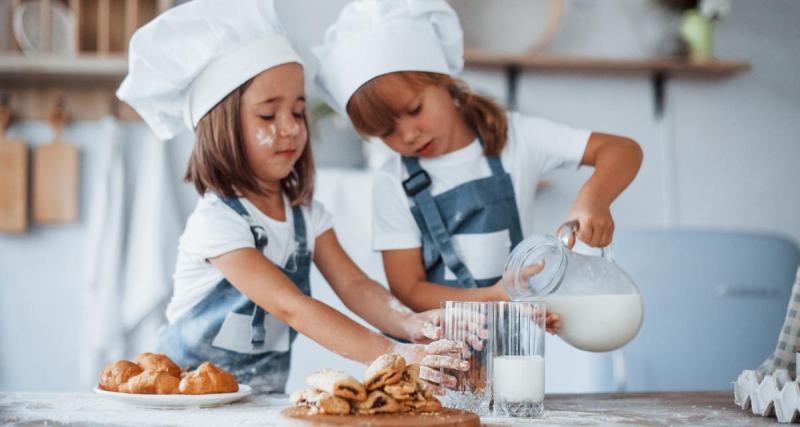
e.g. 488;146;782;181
544;312;561;334
403;309;442;343
564;198;614;248
393;340;469;395
495;259;546;300
404;306;490;350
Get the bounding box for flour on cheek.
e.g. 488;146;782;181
256;127;275;148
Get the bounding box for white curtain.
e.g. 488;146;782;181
121;130;184;357
80;117;127;388
81;122;187;387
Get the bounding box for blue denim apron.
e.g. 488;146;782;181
158;195;311;394
401;141;523;288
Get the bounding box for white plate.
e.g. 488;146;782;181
93;384;252;408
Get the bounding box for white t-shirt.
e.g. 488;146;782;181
372;112;590;281
166;193;333;324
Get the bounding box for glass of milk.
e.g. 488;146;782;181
492;301;546;418
440;301;494;416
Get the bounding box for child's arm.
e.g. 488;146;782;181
566;132;643;247
313;229;449;342
210;248;394;364
210;247;468;386
382;248;507;312
382;250;561;332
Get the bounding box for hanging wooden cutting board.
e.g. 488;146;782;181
0;134;29;234
279;407;480;427
32;141;79;224
32;107;79;224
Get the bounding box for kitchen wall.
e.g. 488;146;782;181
1;0;798;392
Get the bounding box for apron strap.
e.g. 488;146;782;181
291;206;308;254
252;207;307;345
217;195;269;250
486;154;504;176
401;156;477;287
217;194;277;346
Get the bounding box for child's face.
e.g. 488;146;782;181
371;74;465;158
240;63;307;185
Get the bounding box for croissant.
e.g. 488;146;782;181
118;370;181;394
179;362;239;394
99;360;143;392
135;352;182;378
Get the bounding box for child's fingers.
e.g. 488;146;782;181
578;222;594;246
419;366;457;389
601;224;614;247
465;332;485;352
420;355;469;371
425;310;443;326
426;383;447;396
520;260;545;280
425;339;466;355
545;313;561;334
547;319;561;335
421;325;442;340
451;308;488;328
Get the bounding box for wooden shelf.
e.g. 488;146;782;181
0;53;128;82
465;49;751;77
0;51;752;84
0;54;138;121
0;51;752;121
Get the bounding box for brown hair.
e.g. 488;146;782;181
347;71;508;156
185;81;315;207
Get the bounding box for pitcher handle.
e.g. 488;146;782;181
555;220;579;249
556;220;616;263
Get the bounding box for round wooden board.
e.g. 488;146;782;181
279;407;480;427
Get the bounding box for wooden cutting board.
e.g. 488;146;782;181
279;407;480;427
32;141;79;224
0;136;28;233
0;104;28;234
32;106;79;224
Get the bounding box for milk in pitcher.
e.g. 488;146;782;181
544;294;643;352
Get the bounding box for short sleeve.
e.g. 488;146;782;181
511;113;590;174
308;199;334;238
179;196;255;262
372;170;422;250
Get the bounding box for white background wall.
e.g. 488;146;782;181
1;0;798;392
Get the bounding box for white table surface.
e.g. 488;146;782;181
0;391;773;426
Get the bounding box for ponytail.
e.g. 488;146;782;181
448;80;508;156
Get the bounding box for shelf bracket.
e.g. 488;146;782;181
652;71;669;119
505;64;521;110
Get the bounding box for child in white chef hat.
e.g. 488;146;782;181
314;0;643;313
117;0;468;394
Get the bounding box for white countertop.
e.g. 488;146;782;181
0;391;773;426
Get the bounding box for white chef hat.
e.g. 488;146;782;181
312;0;464;114
117;0;303;140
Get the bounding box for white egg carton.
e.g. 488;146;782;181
734;369;800;423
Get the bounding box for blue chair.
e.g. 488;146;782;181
612;230;800;391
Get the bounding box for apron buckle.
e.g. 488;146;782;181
402;169;432;196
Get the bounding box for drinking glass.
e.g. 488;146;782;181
493;301;546;418
440;300;493;416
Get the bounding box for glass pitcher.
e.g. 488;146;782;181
502;220;644;352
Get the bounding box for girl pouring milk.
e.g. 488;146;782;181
313;0;643;313
117;0;469;394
